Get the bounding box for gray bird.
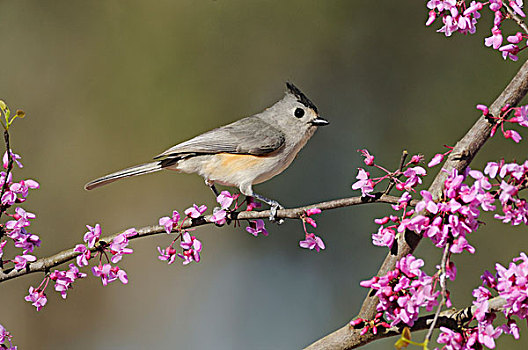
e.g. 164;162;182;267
85;82;328;218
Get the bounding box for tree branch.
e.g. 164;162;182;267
0;193;415;283
305;57;528;350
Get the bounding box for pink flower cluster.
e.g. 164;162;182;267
352;149;426;198
92;263;128;286
426;0;481;36
0;149;42;273
426;1;527;61
49;263;86;299
437;253;528;349
360;255;439;327
210;190;235;225
487;160;528;225
86;226;136;285
24;286;47;311
373;157;528;255
0;151;38;207
177;232;202;265
157;201;210;265
298;208;325;252
25;225;138;310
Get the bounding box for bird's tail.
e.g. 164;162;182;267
84;161;163;190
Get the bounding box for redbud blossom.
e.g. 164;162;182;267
159;210;180;233
24;286;47;311
246;219;268;237
299;233;325;252
184;204;207;218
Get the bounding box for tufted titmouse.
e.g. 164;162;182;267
85;82;328;218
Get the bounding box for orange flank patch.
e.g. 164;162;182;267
217;153;263;172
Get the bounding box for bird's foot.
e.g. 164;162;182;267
252;194;284;224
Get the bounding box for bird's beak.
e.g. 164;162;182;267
310;116;329;126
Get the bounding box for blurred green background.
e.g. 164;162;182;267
0;1;527;349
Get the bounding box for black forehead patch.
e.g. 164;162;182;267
286;82;318;114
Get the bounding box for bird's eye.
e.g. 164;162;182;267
294;108;305;118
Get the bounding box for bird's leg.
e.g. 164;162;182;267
205;179;220;197
252;193;284;224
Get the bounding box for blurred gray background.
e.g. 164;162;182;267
0;1;527;349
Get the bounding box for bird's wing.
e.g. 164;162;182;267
154;117;285;159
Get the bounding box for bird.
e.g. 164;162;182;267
85;82;328;219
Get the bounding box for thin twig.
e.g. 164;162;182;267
0;193;418;283
504;2;528;35
383;150;408;195
0;130;12;220
424;243;450;343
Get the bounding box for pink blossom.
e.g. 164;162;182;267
13;254;36;270
485;27;503;49
372;226;395;248
246;197;262;211
358;149;374;166
24;286;47;311
210;207;227;225
9;179;39;199
9;228;40;254
446;261;457;280
503;129;522;143
437;327;464;348
83;224;101;248
402;166;426;190
352;168;374;197
73;244;91;267
158;246;178;264
305;208;322;216
500;319;520;339
425;10;436;26
489;0;503;11
507;32;524;44
509;0;526;17
498;181;518;204
463;1;483;16
2;150;23;169
216;190;234;209
499;43;520;61
50;263;86;299
178;231;202;264
416;190;438;214
427;153;444;167
246;219;268;237
484;162;500;178
1;191;16;206
450;236;475;254
299;233;325;252
304;217;317;228
514;105;528;127
184;204;207;218
478;324;502;348
476;103;489;115
397;255;424;278
469;170;492;191
92;263;128;286
159;210;180;233
0;240;6;259
409;154;424;164
109;230;135;263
